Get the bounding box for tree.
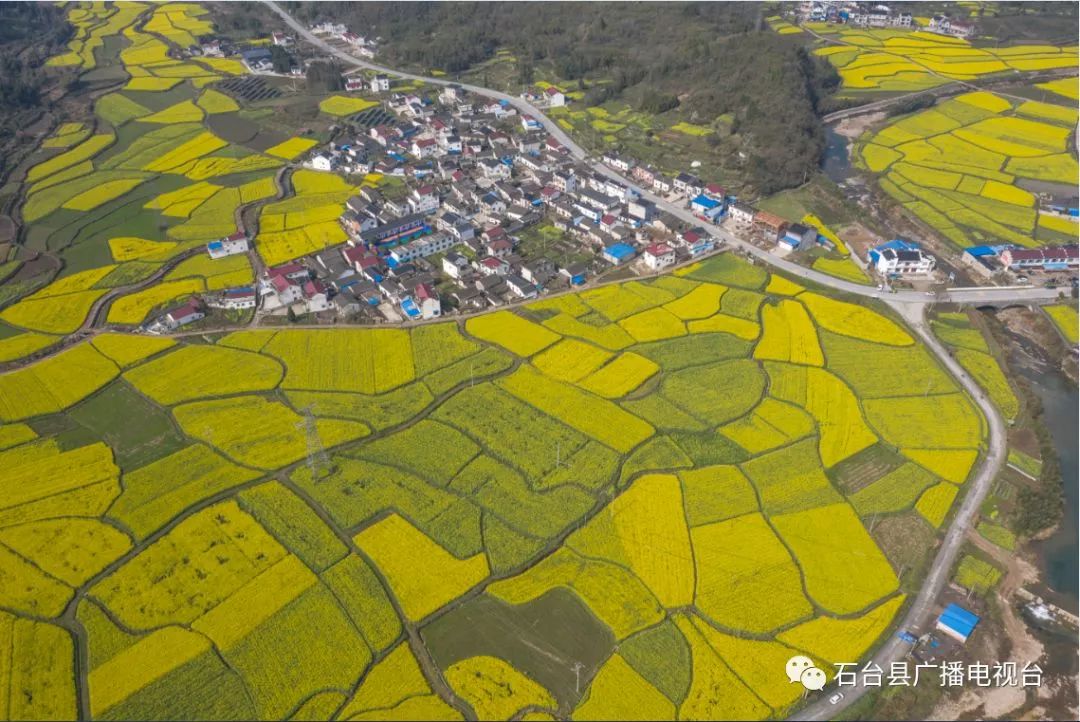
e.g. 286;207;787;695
306;59;343;92
270;45;291;74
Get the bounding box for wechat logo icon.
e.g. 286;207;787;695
786;655;827;691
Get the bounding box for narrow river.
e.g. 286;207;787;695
821;124;853;184
1017;361;1079;612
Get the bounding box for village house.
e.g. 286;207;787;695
388;231;456;266
207;287;257;311
727;201;755;226
999;245;1079;272
603;242;637;265
505;274;539;299
778;223;817;252
690;194;724;222
752;210;789;241
154;300;205;332
643;242;676;271
869;239;936;276
207;231;249;259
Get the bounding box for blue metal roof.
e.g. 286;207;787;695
208;241;223;250
876;239;921;252
605;243;636;260
938;603;980;638
690;194;720;210
965;245;997;257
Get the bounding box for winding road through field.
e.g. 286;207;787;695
263;3;1069;718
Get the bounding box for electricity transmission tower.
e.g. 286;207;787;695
296;406;335;480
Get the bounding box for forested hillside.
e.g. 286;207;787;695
279;1;840;193
0;2;72;181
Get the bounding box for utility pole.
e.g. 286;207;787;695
296;406;335;480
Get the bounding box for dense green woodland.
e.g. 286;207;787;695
276;1;840;194
0;2;71;180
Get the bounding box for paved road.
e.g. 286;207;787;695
791;300;1008;720
267;0;1068;309
265;6;1063;718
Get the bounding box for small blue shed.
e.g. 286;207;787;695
936;603;980;643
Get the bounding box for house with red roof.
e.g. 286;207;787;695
643;243;676;271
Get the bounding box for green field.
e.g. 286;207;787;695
0;3;1008;720
0;249;988;720
856;87;1079;249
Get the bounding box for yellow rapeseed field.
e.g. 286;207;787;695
445;656;555;720
108;236;183;262
499;366;654;453
574;654;675;721
577;352;659;398
90;334;175;367
354;514;489;621
338;642;459;720
771;504;898;615
196;88;239;114
125;344;283;404
0;440;119;527
27;133;113;183
674;615;771;720
319;95;380;116
904;448;977;484
691;513;813;633
1044;304;1079;344
0;332;58;362
543;312;636;350
0;423;36;451
0;343;119;422
532;338;613;382
265;137;319;160
767;364;879;467
106;278;205;325
754;300;824;366
143;131;228;173
467;311;561;356
619;307;688;343
720;397;815;454
695;619;807;712
798;293;913;346
140;100;205;124
0;542;73;616
173;395;368;468
191;555;317;649
662;283;726;320
915;481;958;527
610;474;695;607
686;312;760;340
63;177;146;210
265;328;415;393
88;626;211;717
2;615;78;720
765;275;805;296
778;594;905;665
678;465;759;526
0;518;130;586
145;180;221;217
863;393;981;449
